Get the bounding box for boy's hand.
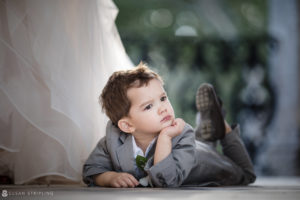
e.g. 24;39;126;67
109;172;139;188
160;118;185;139
154;118;185;165
95;172;139;188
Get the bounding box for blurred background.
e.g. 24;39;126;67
113;0;300;176
0;0;299;185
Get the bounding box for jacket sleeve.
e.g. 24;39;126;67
82;136;114;186
144;124;196;187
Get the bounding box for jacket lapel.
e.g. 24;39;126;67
116;133;136;174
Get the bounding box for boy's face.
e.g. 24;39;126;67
124;79;175;136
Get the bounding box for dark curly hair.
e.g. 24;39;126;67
100;62;163;126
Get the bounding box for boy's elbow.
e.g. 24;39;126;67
246;172;256;184
242;171;256;185
150;173;183;188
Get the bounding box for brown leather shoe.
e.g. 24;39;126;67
195;83;225;141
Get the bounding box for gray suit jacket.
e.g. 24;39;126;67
82;121;256;187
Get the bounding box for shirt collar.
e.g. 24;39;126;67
132;136;157;159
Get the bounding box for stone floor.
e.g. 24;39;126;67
1;177;300;200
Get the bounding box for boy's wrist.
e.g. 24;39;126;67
154;133;173;165
158;131;173;141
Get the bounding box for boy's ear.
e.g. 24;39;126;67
118;118;135;134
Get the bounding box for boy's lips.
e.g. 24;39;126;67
161;115;172;123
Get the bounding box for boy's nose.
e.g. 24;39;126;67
158;105;167;115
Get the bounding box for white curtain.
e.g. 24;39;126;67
0;0;132;184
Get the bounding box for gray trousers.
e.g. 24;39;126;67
183;124;256;186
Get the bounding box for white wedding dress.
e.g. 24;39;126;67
0;0;132;184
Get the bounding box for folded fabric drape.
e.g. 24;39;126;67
0;0;132;184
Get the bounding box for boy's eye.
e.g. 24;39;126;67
144;104;153;110
160;96;167;101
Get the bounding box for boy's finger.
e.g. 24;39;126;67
125;176;138;187
112;182;120;188
122;177;135;187
127;179;136;187
128;174;139;185
118;180;128;188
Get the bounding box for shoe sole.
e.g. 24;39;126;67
195;83;225;141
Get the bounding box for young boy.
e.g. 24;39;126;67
82;63;256;187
